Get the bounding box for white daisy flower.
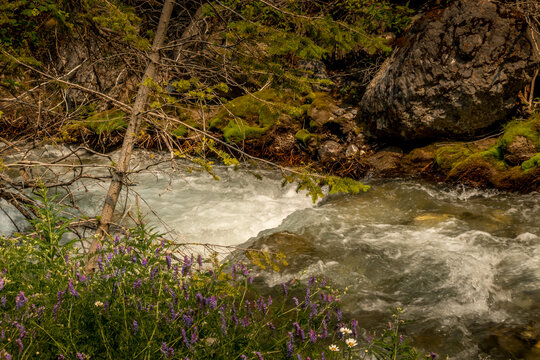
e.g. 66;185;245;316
329;344;339;352
339;327;352;335
94;301;104;307
345;338;357;348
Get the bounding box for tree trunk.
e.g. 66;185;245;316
85;0;175;273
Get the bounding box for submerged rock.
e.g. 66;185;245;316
358;0;540;141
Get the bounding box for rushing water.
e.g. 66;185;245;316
1;146;539;359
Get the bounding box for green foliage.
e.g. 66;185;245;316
326;176;371;195
78;109;128;135
282;172;370;203
331;0;414;34
0;0;69;51
0;200;425;360
82;0;149;49
206;0;409;95
25;186;76;265
367;308;423;360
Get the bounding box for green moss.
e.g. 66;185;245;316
480;145;503;162
223;121;269;142
499;114;540;151
434;144;474;170
308;92;334;111
295;129;314;146
522;153;540;171
83;109;127;135
209;88;311;143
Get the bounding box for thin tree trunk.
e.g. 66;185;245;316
85;0;175;273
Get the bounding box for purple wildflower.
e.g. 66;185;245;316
232;265;237;280
430;352;438;359
221;314;227;335
77;353;86;360
57;356;65;360
351;319;358;338
399;334;404;345
241;316;249;327
241;356;247;360
133;320;138;333
309;275;315;287
68;279;79;297
53;303;60;321
281;282;288;296
165;253;172;270
1;296;6;307
197;254;203;267
133;278;142;292
77;272;87;283
141;258;148;267
181;328;190;348
292;297;299;306
286;340;294;358
161;342;175;358
321;352;326;360
181;255;191;276
206;295;217;309
183;313;193;327
190;325;198;344
321;321;328;339
196;293;204;308
15;291;28;310
336;308;342;322
0;277;4;290
297;354;303;360
309;329;317;343
150;267;159;280
255;352;264;360
15;338;23;352
304;287;311;307
5;354;11;360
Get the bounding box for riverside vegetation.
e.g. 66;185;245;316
0;188;431;360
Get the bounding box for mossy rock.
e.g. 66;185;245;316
294;129;319;152
223;121;269;142
499;114;540;151
209;88;309;143
522;153;540;171
434;144;474;170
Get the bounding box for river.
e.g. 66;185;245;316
0;146;538;359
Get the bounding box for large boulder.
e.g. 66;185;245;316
358;0;540;142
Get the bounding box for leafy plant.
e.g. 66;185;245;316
0;198;428;359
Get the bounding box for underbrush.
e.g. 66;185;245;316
0;189;430;359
